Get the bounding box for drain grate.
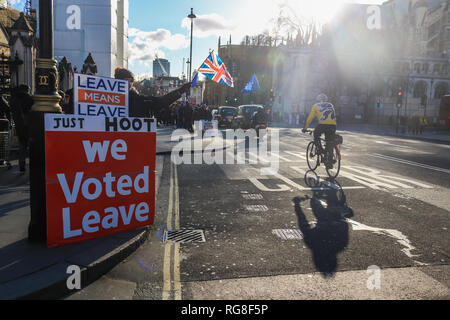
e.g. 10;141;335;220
272;229;303;240
245;204;269;212
165;229;205;243
242;194;263;200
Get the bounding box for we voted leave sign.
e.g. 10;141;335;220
45;114;156;247
74;73;129;117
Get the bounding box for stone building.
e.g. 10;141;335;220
203;44;276;107
270;0;450;124
0;5;36;92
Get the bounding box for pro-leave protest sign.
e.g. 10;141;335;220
74;73;129;117
195;120;218;137
45;114;156;247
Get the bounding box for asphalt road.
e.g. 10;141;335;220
66;127;450;300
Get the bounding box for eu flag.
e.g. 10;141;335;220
241;74;260;94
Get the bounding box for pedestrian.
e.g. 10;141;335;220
176;102;183;128
0;95;10;123
9;85;33;172
419;116;427;135
114;68;191;118
183;103;193;132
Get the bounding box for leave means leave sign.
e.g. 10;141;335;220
74;73;129;117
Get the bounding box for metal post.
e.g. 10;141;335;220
396;108;400;134
28;0;61;243
426;78;433;119
188;8;196;82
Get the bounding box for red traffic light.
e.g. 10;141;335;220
398;91;403;96
270;88;274;93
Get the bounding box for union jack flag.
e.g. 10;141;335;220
198;51;234;87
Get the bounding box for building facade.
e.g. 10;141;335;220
153;58;170;77
31;0;129;77
270;0;450;124
0;5;36;92
203;44;276;107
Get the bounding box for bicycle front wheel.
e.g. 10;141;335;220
306;141;320;171
326;146;341;179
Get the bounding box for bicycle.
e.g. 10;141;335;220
304;129;342;179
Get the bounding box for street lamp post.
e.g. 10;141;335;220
28;0;61;242
187;8;196;82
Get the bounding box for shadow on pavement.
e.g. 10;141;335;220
292;171;354;277
0;198;30;218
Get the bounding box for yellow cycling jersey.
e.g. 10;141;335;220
304;102;337;128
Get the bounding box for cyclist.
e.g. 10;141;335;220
302;93;337;169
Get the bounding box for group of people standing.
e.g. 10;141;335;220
0;66;192;173
0;85;33;172
406;115;428;135
155;102;212;132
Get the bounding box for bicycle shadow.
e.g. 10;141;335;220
293;170;354;277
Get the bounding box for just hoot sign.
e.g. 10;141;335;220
44;114;156;247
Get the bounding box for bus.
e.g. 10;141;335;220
439;95;450;129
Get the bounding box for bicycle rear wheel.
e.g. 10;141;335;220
306;141;319;170
326;146;341;179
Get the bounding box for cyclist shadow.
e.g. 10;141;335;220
292;170;354;277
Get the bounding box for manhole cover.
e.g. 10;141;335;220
272;229;303;240
165;229;205;243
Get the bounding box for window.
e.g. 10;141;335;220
413;81;428;98
434;82;448;99
414;63;421;73
433;64;441;74
422;63;429;73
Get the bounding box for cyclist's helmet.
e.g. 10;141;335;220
316;93;328;103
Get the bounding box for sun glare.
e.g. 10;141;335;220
235;0;345;39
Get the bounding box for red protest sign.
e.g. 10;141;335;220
45;115;156;247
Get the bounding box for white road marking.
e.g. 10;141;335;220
344;217;427;265
342;166;433;189
370;153;450;174
284;151;306;160
375;140;413;149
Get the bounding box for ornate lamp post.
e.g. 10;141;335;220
28;0;61;242
187;8;196;82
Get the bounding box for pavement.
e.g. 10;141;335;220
0;125;229;300
1;123;449;300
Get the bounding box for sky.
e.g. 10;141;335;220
9;0;387;79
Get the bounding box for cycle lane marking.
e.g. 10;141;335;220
370;153;450;174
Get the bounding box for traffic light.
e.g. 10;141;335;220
269;88;275;105
234;97;238;103
377;99;381;108
396;91;403;107
225;96;229;104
